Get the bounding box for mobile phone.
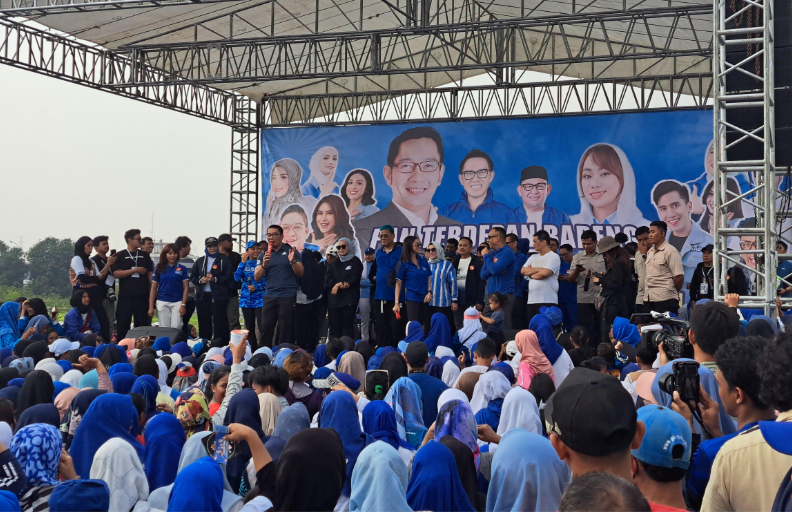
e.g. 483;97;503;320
674;361;700;404
110;249;117;256
326;373;343;388
213;425;231;463
575;264;584;269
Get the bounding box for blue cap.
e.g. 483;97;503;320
398;341;409;354
539;306;564;326
49;479;110;512
760;421;792;456
364;248;375;255
632;405;692;469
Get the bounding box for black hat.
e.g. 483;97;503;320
205;237;219;247
405;341;429;367
544;368;637;457
520;165;548;182
218;233;236;243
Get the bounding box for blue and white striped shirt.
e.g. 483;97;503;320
429;259;458;307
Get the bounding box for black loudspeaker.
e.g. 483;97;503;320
126;326;186;346
724;0;791;167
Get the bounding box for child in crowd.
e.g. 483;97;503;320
480;291;505;347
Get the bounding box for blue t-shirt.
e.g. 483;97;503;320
558;260;577;303
257;243;302;298
374;245;403;301
408;372;448;428
153;263;189;302
396;256;432;302
488;310;504;332
778;260;792;297
481;246;515;295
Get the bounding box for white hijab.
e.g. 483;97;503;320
155;358;173;397
437;388;469;412
469;370;512;414
308;146;339;186
61;369;83;388
90;438;150;512
441;360;461;388
497;386;543;436
570;143;650;227
457;307;487;350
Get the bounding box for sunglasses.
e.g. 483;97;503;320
427;248;437;252
337;245;348;250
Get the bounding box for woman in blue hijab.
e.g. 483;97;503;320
486;428;571;512
319;391;374;499
108;363;133;377
274;348;293;367
434;398;480;472
166;457;225;512
361;400;416;465
528;314;563;364
313;344;329;367
425;356;444;380
15;403;60;432
423;313;452;353
68;393;144;479
144;413;186;492
349;441;412;512
402;321;424;345
0;302;21;349
130;375;160;420
223;388;264;495
11;423;66;509
272;402;310;442
611;317;642;346
383;377;427;449
406;440;475;512
110;373;138;395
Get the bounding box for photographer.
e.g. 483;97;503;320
593;236;631;344
672;336;776;510
700;337;792;512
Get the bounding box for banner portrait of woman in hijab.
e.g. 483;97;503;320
301;146;340;199
264;158;318;230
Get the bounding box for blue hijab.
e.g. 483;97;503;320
111;373;138;395
167;457;224;512
108;363;134;377
425;356;444;379
52;382;71;402
0;302;21;349
0;348;12;365
152;337;171;353
170;342;192;359
350;441;412;512
475;398;504;432
223;388;264;494
423;314;452;353
145;412;186;492
69;393;145;480
313;344;329;367
367;346;398;370
406;440;476;512
651;359;737;436
611;317;642;346
384;377;427;449
490;362;515;385
131;375;159;419
0;386;19;406
55;360;72;374
361;400;415;452
486;428;571;512
78;369;99;389
319;391;374;497
10;423;62;488
0;490;20;512
403;321;424;344
274;348;293;367
541;306;564;327
82;346;96;357
272;402;310;442
528;314;563;364
15;403;60;432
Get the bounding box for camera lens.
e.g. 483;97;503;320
657;372;676;396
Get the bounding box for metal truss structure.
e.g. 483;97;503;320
712;0;781;314
0;0;238;16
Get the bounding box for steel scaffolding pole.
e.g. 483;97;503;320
230;96;260;247
712;0;777;314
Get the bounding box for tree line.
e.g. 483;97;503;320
0;238;74;297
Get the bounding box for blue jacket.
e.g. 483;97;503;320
481;246;515;295
439;189;520;225
514;204;572;226
513;251;528;298
234;261;265;308
64;307;101;342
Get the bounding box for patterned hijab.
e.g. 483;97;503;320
174;386;211;438
384;377;427;449
10;423;62;488
89;438;149;512
434;399;480;471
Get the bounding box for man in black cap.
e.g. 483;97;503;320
218;233;242;331
514;165;571;227
359;247;377;343
546;367;645;480
405;341;448;427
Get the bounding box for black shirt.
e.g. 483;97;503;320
668;233;688;252
224;250;242;296
111;249;153;298
91;254;112;293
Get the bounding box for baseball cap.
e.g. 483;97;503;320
176;362;196;378
760;421;792;456
632;405;692;469
48;338;80;357
398;341;409;354
364;248;375;255
312;371;360;391
9;358;34;373
545;368;637;456
218;234;236;243
539;306;564;327
205;237;219;247
405;341;429;367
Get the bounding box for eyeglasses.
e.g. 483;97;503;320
394;160;440;173
427;248;437;253
379;233;393;238
740;240;757;249
461;169;490;180
487;234;501;240
281;224;305;232
507;239;518;244
266;232;282;238
337;245;348;250
520;183;547;192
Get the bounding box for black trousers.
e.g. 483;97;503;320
406;300;431;335
577;303;601;347
116;295;150;340
84;287;111;342
526;302;556;326
511;295;528;331
429;305;456;335
181;297;196;336
372;300;404;348
241;307;262;351
601;295;629;343
644;299;679;316
295;301;322;352
329;304;357;339
196;293;230;344
261;295;296;348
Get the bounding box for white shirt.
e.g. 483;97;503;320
457;257;471;288
393;201;438;228
525;209;544;226
552;350;574;387
523;251;561;304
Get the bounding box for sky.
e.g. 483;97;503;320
0;64;230;252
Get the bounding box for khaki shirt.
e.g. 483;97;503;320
571;251;606;304
644;241;684;303
634;254;647;305
701;410;792;512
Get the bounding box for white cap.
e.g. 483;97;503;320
48;338;80;357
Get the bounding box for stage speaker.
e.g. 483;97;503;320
126;326;186;346
724;0;791;167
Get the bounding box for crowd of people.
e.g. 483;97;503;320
0;220;790;512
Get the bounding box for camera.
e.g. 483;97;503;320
630;311;694;361
657;360;700;403
592;271;606;279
